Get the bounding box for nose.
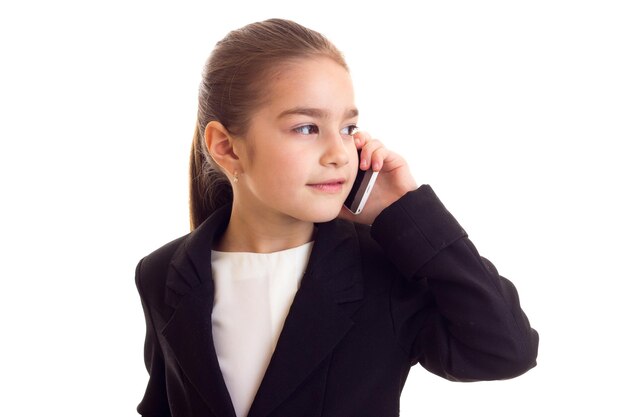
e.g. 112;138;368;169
320;132;350;167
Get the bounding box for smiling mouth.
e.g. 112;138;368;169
307;179;346;193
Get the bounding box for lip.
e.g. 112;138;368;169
306;178;346;193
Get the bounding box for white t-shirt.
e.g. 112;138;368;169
210;241;314;417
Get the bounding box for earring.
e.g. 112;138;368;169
233;170;239;184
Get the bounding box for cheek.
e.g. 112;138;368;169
251;151;306;191
273;144;311;170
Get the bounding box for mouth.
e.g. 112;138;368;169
306;178;346;194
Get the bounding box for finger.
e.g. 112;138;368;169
369;145;389;172
359;139;384;170
378;148;409;173
353;130;372;149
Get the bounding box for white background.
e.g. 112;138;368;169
1;0;624;415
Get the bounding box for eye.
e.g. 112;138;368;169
340;124;359;136
294;124;319;135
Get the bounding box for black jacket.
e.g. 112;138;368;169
136;185;539;417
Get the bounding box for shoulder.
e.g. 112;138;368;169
138;234;189;275
352;222;386;259
135;234;189;301
328;219;395;273
349;221;404;293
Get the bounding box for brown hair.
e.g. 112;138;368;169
189;18;348;230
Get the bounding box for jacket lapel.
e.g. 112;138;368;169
162;205;237;417
247;219;365;417
161;206;365;417
161;278;237;417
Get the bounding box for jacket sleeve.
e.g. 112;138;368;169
136;258;173;417
371;185;539;381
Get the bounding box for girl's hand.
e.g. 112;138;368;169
339;131;419;225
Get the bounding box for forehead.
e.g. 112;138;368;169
261;57;356;117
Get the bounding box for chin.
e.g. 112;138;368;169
305;205;344;223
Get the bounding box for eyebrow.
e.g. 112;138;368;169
277;107;359;120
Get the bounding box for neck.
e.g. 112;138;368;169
215;204;315;253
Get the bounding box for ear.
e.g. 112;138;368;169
204;121;240;176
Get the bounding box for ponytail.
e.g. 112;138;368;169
189;123;232;230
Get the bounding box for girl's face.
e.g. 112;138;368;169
233;56;359;225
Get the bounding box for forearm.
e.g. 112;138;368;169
372;185;539;380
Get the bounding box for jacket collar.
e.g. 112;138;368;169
161;205;365;417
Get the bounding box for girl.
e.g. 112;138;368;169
136;18;538;417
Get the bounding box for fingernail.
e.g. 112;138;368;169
372;161;380;171
361;158;367;168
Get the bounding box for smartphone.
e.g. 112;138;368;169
344;152;379;215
